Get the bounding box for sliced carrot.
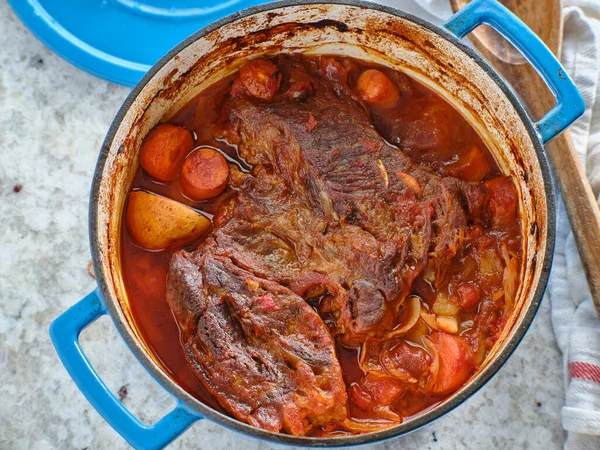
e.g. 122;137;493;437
140;124;193;182
355;69;400;108
179;148;229;200
233;59;282;100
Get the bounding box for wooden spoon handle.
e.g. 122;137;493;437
545;131;600;314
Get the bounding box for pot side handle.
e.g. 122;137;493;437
49;290;202;450
443;0;585;144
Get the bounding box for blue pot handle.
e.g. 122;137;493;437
443;0;585;144
50;290;203;450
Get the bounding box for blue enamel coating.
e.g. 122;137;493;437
6;0;270;87
443;0;585;144
49;290;202;450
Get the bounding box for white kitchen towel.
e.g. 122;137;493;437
546;3;600;449
381;0;600;448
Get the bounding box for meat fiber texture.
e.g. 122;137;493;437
166;56;484;435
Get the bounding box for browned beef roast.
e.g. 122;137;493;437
165;56;484;433
213;57;484;339
167;250;347;435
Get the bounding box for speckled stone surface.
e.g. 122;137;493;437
0;1;566;449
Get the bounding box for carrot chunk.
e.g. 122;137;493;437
356;69;400;108
140;124;193;182
179;148;229;200
234;59;282;100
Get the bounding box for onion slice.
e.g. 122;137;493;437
343;417;400;433
359;337;386;374
500;243;519;315
420;309;440;331
384;296;421;339
422;336;440;391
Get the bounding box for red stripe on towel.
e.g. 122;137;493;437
570;362;600;384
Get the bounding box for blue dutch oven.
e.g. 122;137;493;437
50;0;585;449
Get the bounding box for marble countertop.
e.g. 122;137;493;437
0;1;566;449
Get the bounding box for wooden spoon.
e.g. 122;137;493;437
450;0;600;317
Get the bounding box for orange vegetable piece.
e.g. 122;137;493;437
125;191;211;250
456;283;481;309
443;145;491;182
319;57;349;83
139;124;193;182
484;176;519;226
430;332;474;394
349;373;405;410
356;69;400;108
179;148;229;201
234;59;282;100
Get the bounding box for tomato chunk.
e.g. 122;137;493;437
233;59;282;100
430;332;474;394
319;57;349;83
140;124;193;182
349;373;405;410
356;69;400;108
179;148;229;200
484;176;518;227
451;283;481;309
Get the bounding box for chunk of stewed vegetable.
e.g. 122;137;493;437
443;145;490;182
232;59;282;100
355;69;400;108
429;332;473;394
179;148;230;201
484;176;518;226
319;57;349;83
140;124;193;182
349;373;405;410
125;191;210;250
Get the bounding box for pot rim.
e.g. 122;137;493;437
89;0;556;446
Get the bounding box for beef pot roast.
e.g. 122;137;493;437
165;56;486;434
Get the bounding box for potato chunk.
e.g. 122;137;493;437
125;191;210;250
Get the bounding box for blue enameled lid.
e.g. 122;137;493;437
8;0;270;87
